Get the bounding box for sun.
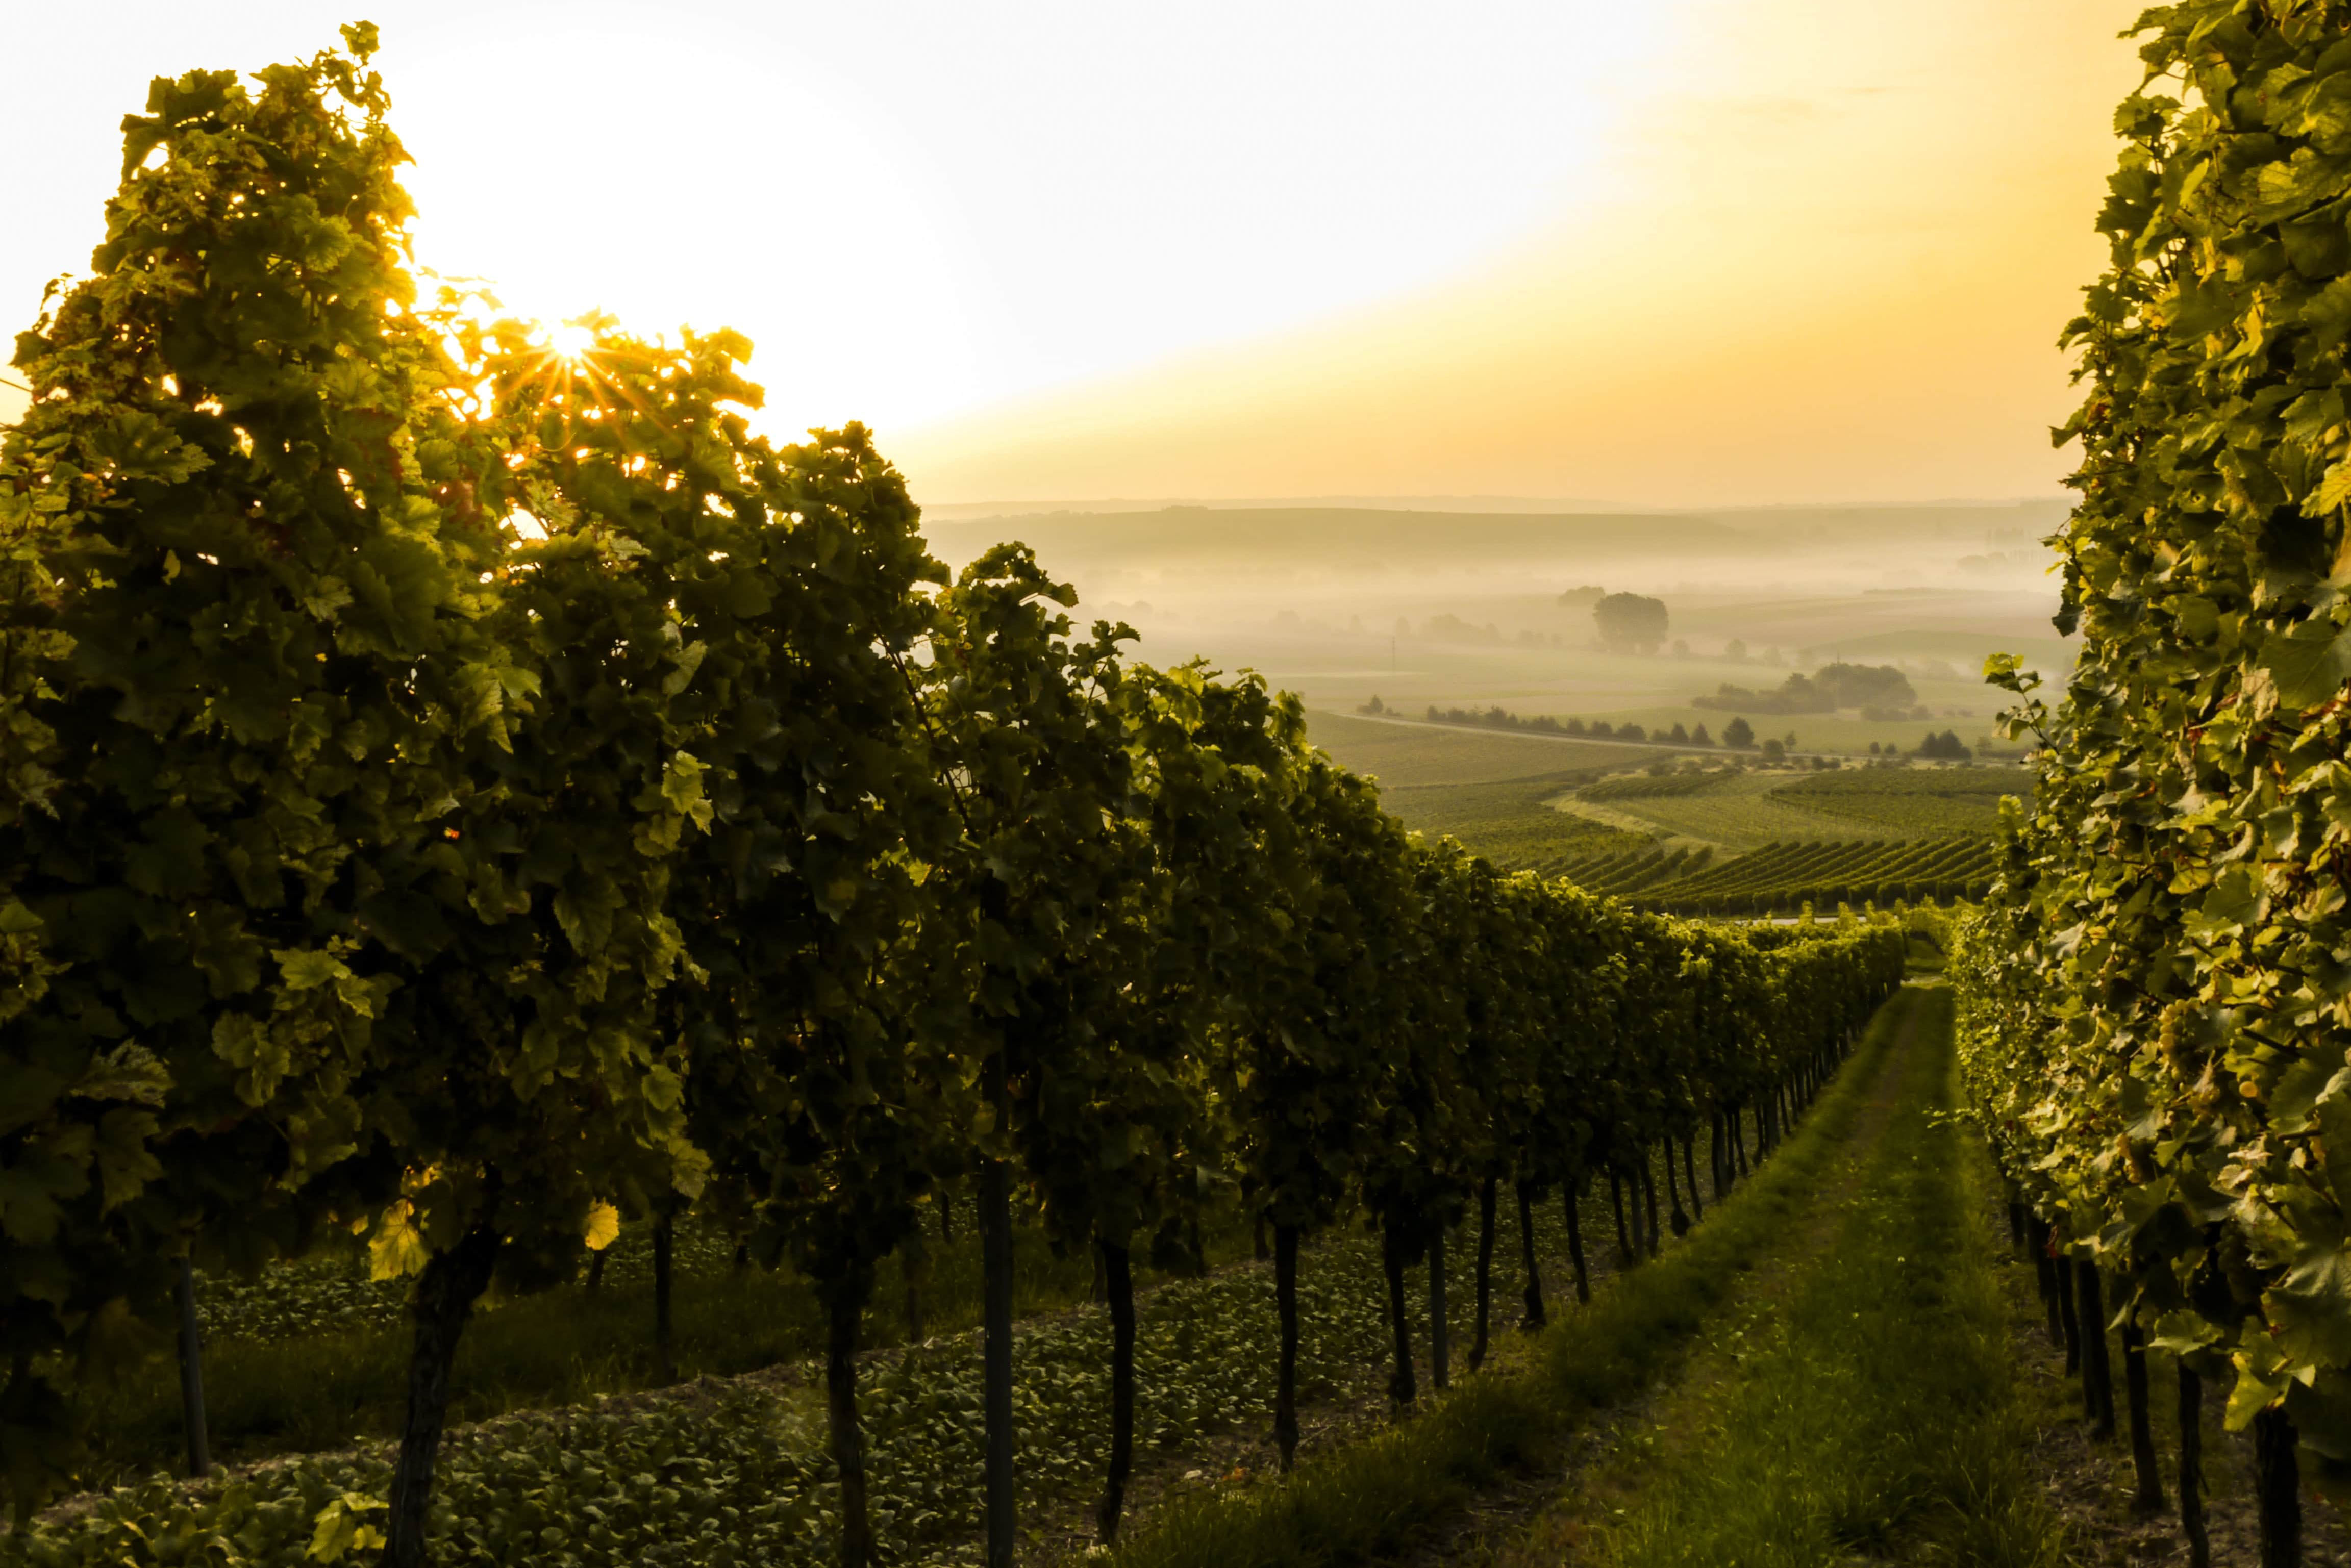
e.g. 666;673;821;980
546;321;595;362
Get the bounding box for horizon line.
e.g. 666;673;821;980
920;493;2075;519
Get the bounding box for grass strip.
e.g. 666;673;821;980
1587;984;2067;1568
1111;985;1923;1568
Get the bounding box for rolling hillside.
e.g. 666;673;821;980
1307;712;2020;913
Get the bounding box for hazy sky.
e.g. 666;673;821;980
1;2;2145;505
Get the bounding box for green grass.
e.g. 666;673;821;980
1304;710;1663;789
1560;771;1913;851
1108;987;1920;1568
1585;985;2066;1568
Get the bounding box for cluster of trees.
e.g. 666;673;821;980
0;33;1916;1568
1419;703;1664;742
1692;662;1916;717
1720;718;1808;755
1591;592;1668;654
1561;714;1660;743
1910;730;1972;762
1415;704;1737;749
1955;10;2351;1564
1417;612;1508;645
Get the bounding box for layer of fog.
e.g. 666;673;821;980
921;500;2074;687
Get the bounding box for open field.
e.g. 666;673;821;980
1305;714;2016;911
1555;769;1893;852
1298;711;1663;789
1178;619;2037;759
1557;766;2029;851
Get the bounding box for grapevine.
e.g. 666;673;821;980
1952;5;2351;1560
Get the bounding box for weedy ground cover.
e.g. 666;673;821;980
81;1210;1259;1482
15;1182;1624;1566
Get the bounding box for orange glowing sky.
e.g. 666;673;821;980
0;1;2146;507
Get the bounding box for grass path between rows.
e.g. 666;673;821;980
1457;983;2066;1568
1109;985;1941;1568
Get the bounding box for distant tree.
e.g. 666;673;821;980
1691;722;1713;746
1725;639;1748;661
1427;704;1443;721
1564;717;1587;735
1358;694;1386;715
1813;662;1916;711
1761;738;1786;762
1868;740;1882;755
1617;723;1647;742
1671;639;1690;658
1915;729;1973;761
1723;717;1756;749
1667;722;1690;743
1588;721;1615;738
1592;593;1669;654
1690;673;1832;715
1424;613;1502;645
1556;584;1607;608
1784;731;1798;749
1763;646;1785;667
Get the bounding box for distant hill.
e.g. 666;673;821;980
924;506;1740;574
919;494;1643;520
921;500;2069;578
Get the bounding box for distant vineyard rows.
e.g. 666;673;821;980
1577;772;1720;801
1559;837;1996;915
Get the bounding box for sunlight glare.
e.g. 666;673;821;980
547;322;595;363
